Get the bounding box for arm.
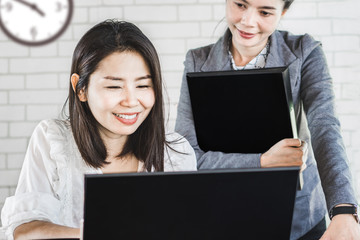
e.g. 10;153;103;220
300;46;359;237
175;50;305;169
301;46;357;208
1;120;79;239
14;221;80;240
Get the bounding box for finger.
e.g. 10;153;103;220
283;138;303;147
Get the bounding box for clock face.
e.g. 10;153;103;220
0;0;73;46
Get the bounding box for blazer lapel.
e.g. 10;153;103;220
266;31;301;94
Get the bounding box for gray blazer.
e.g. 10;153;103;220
175;29;358;239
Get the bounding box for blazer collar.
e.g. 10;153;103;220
200;29;300;74
266;30;298;68
266;31;301;92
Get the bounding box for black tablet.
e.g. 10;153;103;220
187;67;297;153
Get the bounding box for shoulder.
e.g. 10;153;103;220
34;119;71;135
29;119;75;166
30;119;71;145
185;43;216;70
184;29;231;72
164;132;197;172
273;30;321;59
187;43;215;61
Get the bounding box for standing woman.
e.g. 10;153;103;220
175;0;360;239
1;20;196;240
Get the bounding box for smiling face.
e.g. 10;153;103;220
226;0;286;54
83;51;155;142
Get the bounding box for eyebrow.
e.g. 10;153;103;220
104;75;152;81
241;0;278;10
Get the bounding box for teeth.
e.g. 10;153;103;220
114;113;137;119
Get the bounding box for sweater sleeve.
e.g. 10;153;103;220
175;50;262;170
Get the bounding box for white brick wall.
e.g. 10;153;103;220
0;0;359;235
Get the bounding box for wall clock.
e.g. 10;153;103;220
0;0;73;46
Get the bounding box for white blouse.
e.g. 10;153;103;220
0;119;197;239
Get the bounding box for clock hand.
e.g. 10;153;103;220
12;0;45;17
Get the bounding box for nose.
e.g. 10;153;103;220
120;88;139;107
241;9;256;27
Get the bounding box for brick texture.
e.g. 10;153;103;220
0;0;359;232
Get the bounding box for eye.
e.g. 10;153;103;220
106;86;122;89
136;78;153;89
260;10;272;17
235;2;246;8
137;85;151;89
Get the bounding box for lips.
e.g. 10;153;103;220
238;29;256;39
113;112;139;125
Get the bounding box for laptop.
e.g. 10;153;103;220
187;67;297;154
82;167;299;240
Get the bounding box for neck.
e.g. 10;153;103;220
99;130;128;158
102;154;140;174
230;39;268;66
98;129;140;173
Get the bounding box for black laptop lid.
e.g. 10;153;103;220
187;67;297;154
83;167;299;240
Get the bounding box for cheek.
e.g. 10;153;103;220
141;91;156;109
88;90;115;112
260;15;282;31
226;5;237;24
260;21;277;33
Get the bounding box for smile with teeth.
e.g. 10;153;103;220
113;113;138;119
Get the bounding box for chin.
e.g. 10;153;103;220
118;129;137;136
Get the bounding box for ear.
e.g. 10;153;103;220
71;73;87;102
281;9;287;17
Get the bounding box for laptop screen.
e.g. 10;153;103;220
82;167;299;240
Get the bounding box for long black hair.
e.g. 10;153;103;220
67;20;165;171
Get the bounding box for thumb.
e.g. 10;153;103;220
282;138;302;147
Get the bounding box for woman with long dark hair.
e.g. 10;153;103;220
1;20;196;239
